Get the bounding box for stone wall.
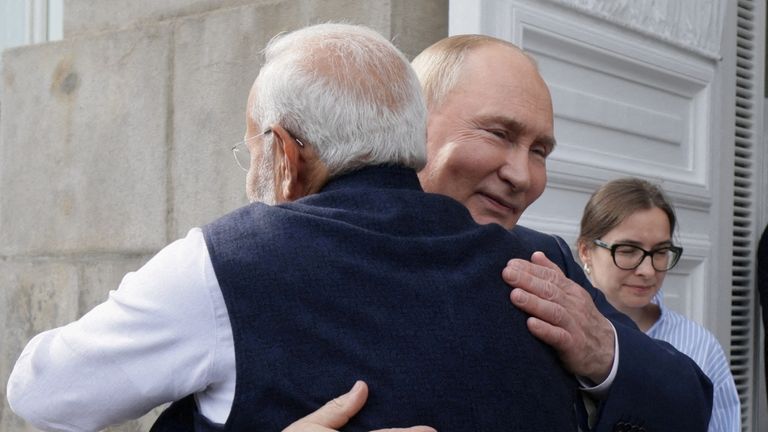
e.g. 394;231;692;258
0;1;447;430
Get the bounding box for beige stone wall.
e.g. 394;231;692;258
0;1;447;430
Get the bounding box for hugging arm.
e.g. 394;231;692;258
503;231;713;431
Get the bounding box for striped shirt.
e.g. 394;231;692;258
648;295;741;431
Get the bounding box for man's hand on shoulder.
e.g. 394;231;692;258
503;251;615;384
282;381;437;432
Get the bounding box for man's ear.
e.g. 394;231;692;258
270;124;305;202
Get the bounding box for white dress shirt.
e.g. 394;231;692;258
648;295;741;432
7;227;617;431
8;228;235;431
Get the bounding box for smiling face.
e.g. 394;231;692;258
580;207;672;320
417;43;555;229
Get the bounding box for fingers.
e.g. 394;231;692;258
523;315;572;351
529;251;563;273
282;382;437;432
510;288;569;330
503;252;580;364
503;257;565;300
503;252;617;381
283;381;368;432
372;427;437;432
505;254;572;344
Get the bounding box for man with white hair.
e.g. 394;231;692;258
7;24;582;432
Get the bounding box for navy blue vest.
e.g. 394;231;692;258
151;166;578;431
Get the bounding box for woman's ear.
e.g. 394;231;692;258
577;241;591;269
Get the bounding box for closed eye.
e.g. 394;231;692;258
485;129;508;140
530;142;552;159
531;145;548;158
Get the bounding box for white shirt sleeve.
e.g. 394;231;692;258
6;228;234;432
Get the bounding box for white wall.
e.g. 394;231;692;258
0;0;62;79
0;1;26;54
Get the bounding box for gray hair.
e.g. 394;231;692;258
252;23;427;177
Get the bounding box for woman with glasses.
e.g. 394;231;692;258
576;177;739;432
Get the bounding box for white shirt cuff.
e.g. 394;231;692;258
577;321;619;399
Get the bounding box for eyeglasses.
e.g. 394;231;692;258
593;239;683;272
231;128;305;172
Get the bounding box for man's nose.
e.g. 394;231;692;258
498;147;531;191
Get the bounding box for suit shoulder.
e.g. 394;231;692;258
509;225;566;253
510;225;551;242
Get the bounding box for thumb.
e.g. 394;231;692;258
372;427;438;432
287;381;369;430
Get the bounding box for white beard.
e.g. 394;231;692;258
246;147;276;205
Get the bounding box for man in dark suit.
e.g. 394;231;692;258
758;226;768;393
8;24;582;432
293;35;714;432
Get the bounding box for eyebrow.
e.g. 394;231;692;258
612;239;674;248
476;115;557;151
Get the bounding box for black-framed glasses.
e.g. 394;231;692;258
230;128;305;172
593;239;683;272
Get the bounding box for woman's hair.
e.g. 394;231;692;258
578;177;677;247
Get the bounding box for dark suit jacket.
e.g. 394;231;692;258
757;226;768;392
511;225;714;431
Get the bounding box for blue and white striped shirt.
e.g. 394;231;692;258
648;295;741;431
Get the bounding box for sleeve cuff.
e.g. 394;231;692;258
577;321;619;399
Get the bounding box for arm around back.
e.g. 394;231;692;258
509;226;714;431
596;321;713;431
550;232;714;431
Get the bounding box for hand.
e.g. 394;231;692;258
503;251;615;383
282;381;437;432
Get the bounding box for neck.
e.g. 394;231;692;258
618;303;661;332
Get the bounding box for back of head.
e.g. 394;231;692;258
252;23;426;177
411;34;529;111
578;177;677;247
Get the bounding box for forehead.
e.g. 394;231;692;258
443;44;553;131
608;207;672;241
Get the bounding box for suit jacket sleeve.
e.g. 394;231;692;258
757;226;768;331
513;226;714;431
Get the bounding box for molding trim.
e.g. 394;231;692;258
545;163;713;212
543;0;727;60
510;10;715;203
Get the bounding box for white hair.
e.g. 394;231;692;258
252;23;427;177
